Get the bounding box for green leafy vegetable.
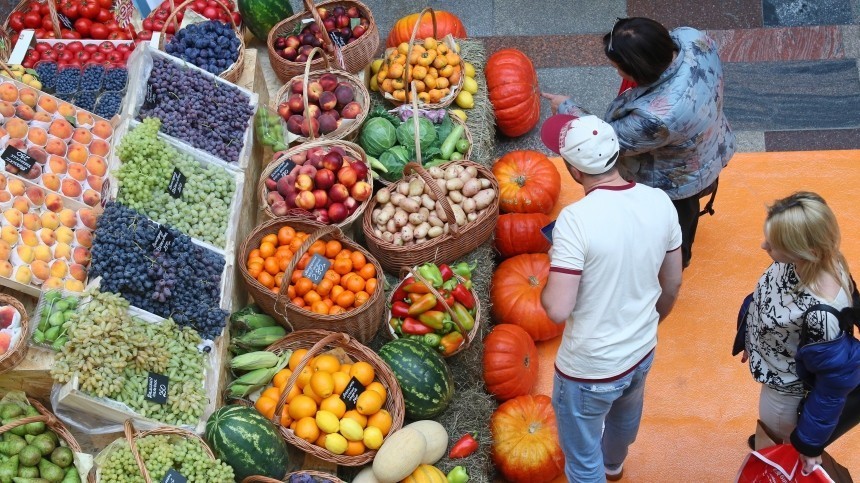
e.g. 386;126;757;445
359;117;398;157
378;146;412;181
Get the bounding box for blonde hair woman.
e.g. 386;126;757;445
742;191;860;473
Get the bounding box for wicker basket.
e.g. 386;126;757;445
386;265;480;358
267;0;379;82
243;470;346;483
257;139;372;234
0;293;29;374
0;397;95;483
266;329;405;466
275;47;370;144
0;29;12;63
1;0;61;40
363;160;499;274
378;8;465;110
112;420;220;483
158;0;245;83
238;217;386;343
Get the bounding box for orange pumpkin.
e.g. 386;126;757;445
490;253;563;341
491;395;565;482
485;48;541;137
492;150;561;214
483;324;539;400
494;212;552;258
386;11;467;47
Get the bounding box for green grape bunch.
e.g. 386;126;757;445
99;435;234;482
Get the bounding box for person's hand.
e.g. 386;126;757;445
741;349;748;363
541;92;571;115
800;453;822;474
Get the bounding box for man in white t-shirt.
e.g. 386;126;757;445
540;114;684;482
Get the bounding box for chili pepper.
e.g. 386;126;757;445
439;264;454;282
442;278;459;291
408;293;437;316
389;317;403;335
447;466;469;483
451;284;475;310
451;302;475;331
391;301;411;318
452;261;477;280
403;281;432;294
440;331;464;356
418;310;445;330
408;293;424;304
432;290;455;311
418;263;444;288
449;433;479;458
422;333;442;350
402;317;434;335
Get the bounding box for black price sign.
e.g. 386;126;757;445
541;221;556;244
167;168;186;199
303;253;331;284
145;372;169;404
161;469;187;483
57;13;74;29
340;376;365;410
1;146;35;173
151;226;175;253
268;160;296;182
143;83;157;109
329;31;349;48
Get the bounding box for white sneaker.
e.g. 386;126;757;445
605;464;624;481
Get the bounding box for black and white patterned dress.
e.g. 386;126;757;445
745;262;847;395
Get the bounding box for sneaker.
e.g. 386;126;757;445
747;434;755;450
606;464;624;481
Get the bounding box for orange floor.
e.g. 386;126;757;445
534;152;860;482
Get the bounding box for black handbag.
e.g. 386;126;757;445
732;292;753;356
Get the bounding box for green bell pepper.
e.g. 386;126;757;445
447;466;469;483
418;263;444;288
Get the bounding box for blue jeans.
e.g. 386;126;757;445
552;351;655;483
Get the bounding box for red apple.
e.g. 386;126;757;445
328;183;349;203
274;37;287;49
328;202;348;223
323;18;336;32
307;81;324;102
337;165;358;187
352;25;366;38
313;189;328;209
314;169;335;190
295;190;316;210
336;14;350;28
350;181;372;202
282;46;298;61
322;151;344;171
350;160;369;180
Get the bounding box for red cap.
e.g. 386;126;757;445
540;114;578;154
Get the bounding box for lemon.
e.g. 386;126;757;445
455;91;474;109
316;410;340;434
339;417;364;441
363;426;384;450
371;59;384;74
29;80;42;90
369;76;379;92
463;76;478;95
325;432;348;454
449;109;468;121
464;62;476;78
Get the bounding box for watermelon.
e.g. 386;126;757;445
239;0;294;42
205;405;290;481
379;338;454;419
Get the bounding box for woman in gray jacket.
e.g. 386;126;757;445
543;17;735;268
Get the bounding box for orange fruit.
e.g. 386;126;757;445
255;396;277;420
339;363;353;374
259;241;276;258
257;272;275;289
315;278;334;297
248;249;261;260
344;273;365;293
303;289;322;305
350;362;375;386
284;384;301;403
303;382;324;403
331;371;351;395
356;389;383;416
289;349;309;370
330;306;347;315
324;240;342;258
287;285;296;299
289;236;304;253
342;409;367;428
324;270;341;285
355;290;370;307
309;240;326;256
332;258;353;275
296;365;314;389
313;354;341;373
344;440;365;456
294;277;314;296
336;290;355;309
350;251;366;270
262;233;278;245
264;257;280;276
336;249;352;259
309;370;335;399
292;297;305;308
365;278;378;295
295;416;320;443
280;405;292;427
330;285;345;301
315;432;327;447
273;369;293;390
288;395;318;420
291;270;304;284
296;252;310;270
358;263;376;280
367;409;393;436
311;300;329;315
278;226;296;245
365;382;387;403
278;256;291;272
261;386;282;402
320;395;347;418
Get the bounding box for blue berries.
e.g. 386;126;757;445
165;20;240;76
76;90;98;111
35;62;58;91
81;64;105;91
55;67;81;95
94;91;123;119
103;68;128;92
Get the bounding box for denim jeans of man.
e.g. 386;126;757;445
552;351;655;482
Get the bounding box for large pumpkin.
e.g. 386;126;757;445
483;324;539;400
493;150;561;214
386;11;467;47
485;49;540;137
495;213;552;258
491;395;565;483
490;253;563;341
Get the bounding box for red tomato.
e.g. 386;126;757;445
96;8;112;23
80;1;100;19
39;3;51;16
75;50;91;62
218;12;230;23
164;22;176;35
192;0;207;12
58;50;75;62
24;50;41;63
9;12;25;32
98;0;112;8
42;16;56;31
232;11;241;25
84;44;98;53
154;8;169;20
153;19;165;31
137;30;153;41
74;17;92;36
98;41;114;53
22;59;35;68
116;43;130;53
34;42;51;52
23;11;43;29
41;49;58;61
66;41;84;52
61;29;81;39
60;1;79;19
10;33;19;44
90;51;107;63
202;6;218;19
106;51;123;64
90;22;109;39
53;42;65;50
34;29;48;38
45;31;58;39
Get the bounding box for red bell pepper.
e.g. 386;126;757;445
392;283;409;304
451;283;475;310
408;293;424;304
449;433;479;458
408;293;437;316
391;301;411;318
432;290;455;311
403;281;431;294
402;317;434;335
438;264;454;282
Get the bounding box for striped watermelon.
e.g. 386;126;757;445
239;0;293;42
379;338;454;419
205;405;290;481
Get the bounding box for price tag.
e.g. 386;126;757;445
303;254;331;284
167;168;186;199
142;83;157;110
329;31;349;48
1;146;35;174
145;372;169;404
340;376;365;410
151;226;175;253
161;468;187;483
57;13;74;29
268;160;296;182
541;221;556;244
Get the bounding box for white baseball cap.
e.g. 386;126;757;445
541;114;620;174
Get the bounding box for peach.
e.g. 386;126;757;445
25;186;45;206
54;243;72;261
33;244;51;262
39;228;56;246
40;212;60;230
78;188;101;208
72;246;90;266
38;96;58;113
84;156;107;177
32;111;52;123
67;163;88;182
0;240;9;261
64;278;85;292
0;127;5;138
0;261;12;278
0;174;6;190
15;104;35;121
69;263;87;282
30;260;50;281
18;88;38;108
76;111;94;126
42;173;61;192
89;139;110;157
61;178;82;198
57;102;75;118
0;192;9;205
14;266;32;285
42;277;64;289
20;229;39;247
6;139;25;151
72;128;92;145
22;213;41;231
0;100;15;117
12;196;30;214
8;179;25;197
92;120;113;140
44;193;64;212
48;155;67;174
86;175;103;192
14;245;34;264
3;209;22;227
58;208;77;228
26;146;47;165
0;226;18;245
49;259;68;278
55;226;73;244
75;228;93;248
5;118;28;139
67;144;88;164
48;119;74;140
26;127;48;146
0;83;18;102
77;208;97;230
46;139;67;157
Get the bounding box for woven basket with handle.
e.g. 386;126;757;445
121;420;220;483
238;217;386;343
2;0;61;40
267;0;379;82
243;470;346;483
274;46;369;143
266;330;404;466
0;293;29;374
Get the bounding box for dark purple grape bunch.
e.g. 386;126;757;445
165;20;241;76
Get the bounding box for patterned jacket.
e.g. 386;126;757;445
596;27;735;200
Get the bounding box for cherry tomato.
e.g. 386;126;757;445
202;6;218;19
9;12;26;32
23;11;43;29
90;22;109;39
24;50;41;62
34;28;48;38
74;17;92;36
192;0;207;12
10;33;19;44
